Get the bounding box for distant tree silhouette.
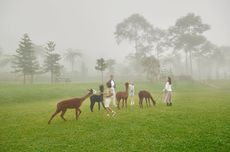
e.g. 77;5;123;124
64;48;82;75
12;33;39;84
43;41;62;83
95;58;107;84
169;13;210;75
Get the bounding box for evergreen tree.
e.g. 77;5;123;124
44;41;62;83
12;33;39;84
95;58;107;84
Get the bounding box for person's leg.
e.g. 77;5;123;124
104;98;110;116
108;107;116;116
130;96;132;105
131;96;134;105
165;91;169;106
112;89;116;106
164;92;167;105
105;107;115;116
169;92;172;106
105;107;110;116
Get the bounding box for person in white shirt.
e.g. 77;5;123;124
163;77;172;106
129;82;135;105
104;81;116;117
109;75;116;107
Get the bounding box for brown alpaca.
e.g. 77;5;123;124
116;82;129;109
138;90;156;108
48;89;96;124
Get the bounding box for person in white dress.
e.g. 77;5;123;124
104;81;116;117
109;75;116;107
129;82;135;105
163;77;172;106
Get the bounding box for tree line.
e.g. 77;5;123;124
114;13;230;81
1;12;230;83
12;34;62;84
9;34;116;84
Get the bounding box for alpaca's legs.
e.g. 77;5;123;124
76;108;82;120
122;99;124;108
117;99;120;109
75;108;78;119
145;98;148;107
98;102;101;111
148;98;151;107
152;98;155;106
78;109;82;117
101;101;106;110
125;99;127;108
48;109;61;124
90;101;95;112
60;109;67;121
139;97;143;108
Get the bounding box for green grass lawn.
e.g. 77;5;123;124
0;81;230;152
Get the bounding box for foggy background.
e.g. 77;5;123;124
0;0;230;83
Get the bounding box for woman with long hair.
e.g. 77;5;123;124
163;77;172;106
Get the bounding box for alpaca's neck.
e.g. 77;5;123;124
125;86;129;94
80;93;91;102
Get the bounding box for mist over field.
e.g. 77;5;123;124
0;0;230;83
1;1;230;152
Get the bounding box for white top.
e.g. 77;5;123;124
129;84;135;94
164;82;172;92
111;80;115;88
104;88;113;98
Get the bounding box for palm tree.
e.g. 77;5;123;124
64;48;82;75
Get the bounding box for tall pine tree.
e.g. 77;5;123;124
95;58;108;84
44;41;62;83
13;33;39;84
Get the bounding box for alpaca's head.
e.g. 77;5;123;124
88;89;97;95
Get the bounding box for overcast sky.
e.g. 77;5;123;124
0;0;230;62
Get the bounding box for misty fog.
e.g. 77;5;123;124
0;0;230;83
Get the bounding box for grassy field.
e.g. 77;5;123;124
0;80;230;152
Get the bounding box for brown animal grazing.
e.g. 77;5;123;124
48;89;96;124
116;82;129;109
138;90;156;108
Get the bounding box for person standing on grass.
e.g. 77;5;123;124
129;82;135;105
163;77;172;106
104;81;116;117
109;75;117;107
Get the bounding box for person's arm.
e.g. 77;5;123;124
163;82;168;92
113;80;116;89
104;90;113;97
